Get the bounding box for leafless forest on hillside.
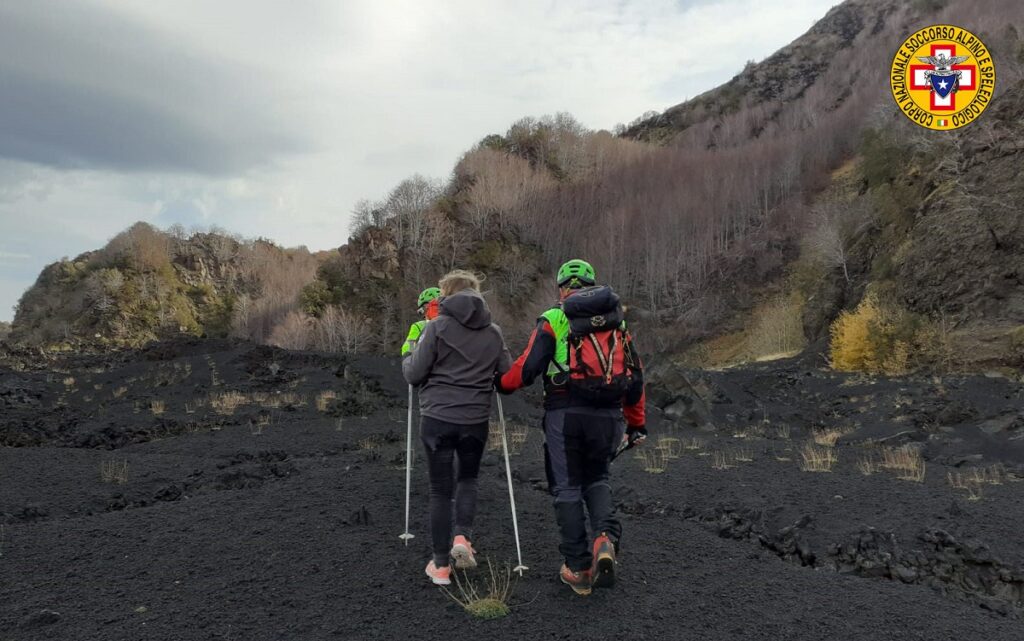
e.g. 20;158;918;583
11;0;1024;359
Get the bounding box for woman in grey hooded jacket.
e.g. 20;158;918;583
402;270;512;585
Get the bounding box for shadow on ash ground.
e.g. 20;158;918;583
1;339;1023;640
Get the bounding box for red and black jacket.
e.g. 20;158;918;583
498;311;646;428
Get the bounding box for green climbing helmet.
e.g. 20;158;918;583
417;287;441;309
556;259;596;288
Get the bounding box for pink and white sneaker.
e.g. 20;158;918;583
450;535;478;569
425;560;452;585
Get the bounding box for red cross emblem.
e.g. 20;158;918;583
909;44;977;111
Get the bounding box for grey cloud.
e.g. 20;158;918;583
0;1;314;174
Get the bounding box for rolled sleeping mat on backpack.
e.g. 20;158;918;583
562;286;624;335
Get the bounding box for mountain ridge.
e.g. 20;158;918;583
7;0;1023;375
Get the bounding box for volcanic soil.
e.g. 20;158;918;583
2;339;1023;640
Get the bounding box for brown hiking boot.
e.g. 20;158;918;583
591;533;616;588
559;563;592;596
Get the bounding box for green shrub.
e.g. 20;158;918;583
870;252;896;281
860;129;911;188
299;280;333;317
199;291;236;337
468;241;506;272
479;134;507;152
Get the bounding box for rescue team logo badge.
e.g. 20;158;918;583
890;25;995;130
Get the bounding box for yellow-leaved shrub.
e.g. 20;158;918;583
829;293;917;374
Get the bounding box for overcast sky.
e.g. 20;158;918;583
0;0;838;321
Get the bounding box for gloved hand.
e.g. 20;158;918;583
626;425;648;446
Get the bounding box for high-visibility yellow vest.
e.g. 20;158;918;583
401;320;426;356
540;307;570;378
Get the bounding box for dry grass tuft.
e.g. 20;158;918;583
947;472;984;501
486;421;529;454
444;558;515;620
733;425;765;440
150;399;166;416
507;423;529;455
710;446;756;468
487;422;503;451
63;377;76;387
100;459;129;484
254;391;307;409
112;386;128;399
210;391;247;415
358;436;380;451
947;464;1004;499
316;390;337;412
251;414;273;435
878;446;926;482
712;450;735;470
655;437;682;459
799;442;837;472
856;456;877;475
638;448;668;473
775;425;791;440
812;426;853;447
682;437;706;452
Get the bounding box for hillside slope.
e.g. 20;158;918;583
9;0;1023;374
810;78;1024;371
10;223;318;348
623;0;901;143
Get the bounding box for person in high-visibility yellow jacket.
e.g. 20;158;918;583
401;287;441;356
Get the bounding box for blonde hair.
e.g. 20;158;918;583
439;270;482;296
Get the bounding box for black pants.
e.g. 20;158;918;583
420;416;488;567
543;407;625;571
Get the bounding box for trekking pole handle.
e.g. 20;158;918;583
610;438;634;462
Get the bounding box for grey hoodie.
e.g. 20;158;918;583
402;289;512;424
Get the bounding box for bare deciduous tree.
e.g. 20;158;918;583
807;200;873;284
268;311;311;350
312;306;373;354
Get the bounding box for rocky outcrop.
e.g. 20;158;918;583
8;223;306;348
336;227;401;282
645;361;715;429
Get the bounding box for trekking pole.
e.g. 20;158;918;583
610;437;634;462
399;385;415;545
496;395;528;575
610;431;646;462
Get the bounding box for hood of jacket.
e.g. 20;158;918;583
440;289;492;330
